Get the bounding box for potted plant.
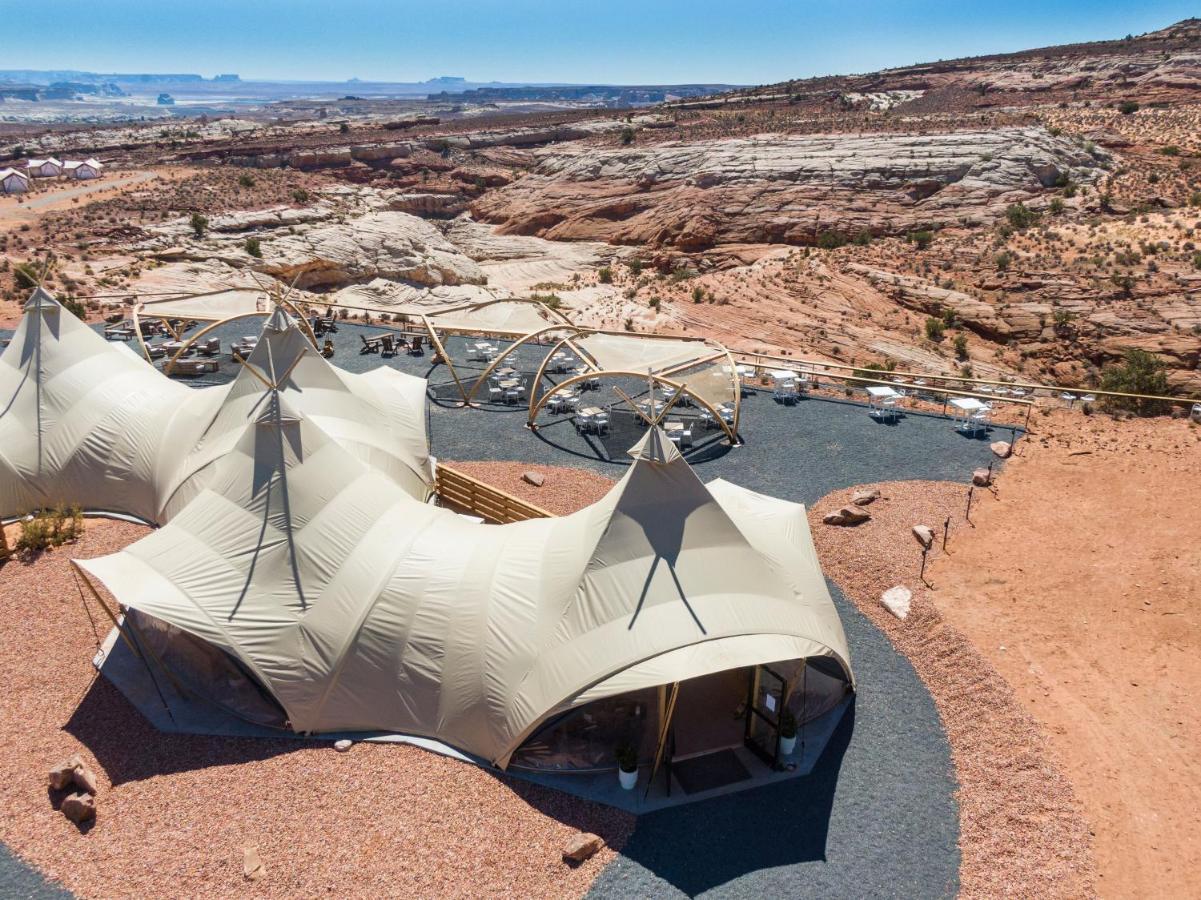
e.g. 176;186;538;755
778;709;798;756
615;742;638;790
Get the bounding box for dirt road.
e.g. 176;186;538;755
930;412;1201;898
0;171;160;229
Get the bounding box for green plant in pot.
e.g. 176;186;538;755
615;742;639;790
778;708;799;756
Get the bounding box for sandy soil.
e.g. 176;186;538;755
0;170;164;231
810;480;1096;897
929;411;1201;898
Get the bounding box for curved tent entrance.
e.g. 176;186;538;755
508;658;851;775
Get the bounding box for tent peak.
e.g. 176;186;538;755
265;303;294;333
628;427;682;465
24;286;59;311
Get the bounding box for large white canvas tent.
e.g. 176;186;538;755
0;291;432;524
2;289;852;774
26;158;63;178
78;417;852;767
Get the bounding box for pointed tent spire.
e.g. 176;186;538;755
628;426;682;465
265;303;294;333
24;286;59;311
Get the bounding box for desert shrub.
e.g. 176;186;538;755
1159;145;1181;156
908;230;934;249
597;266;613;284
620;126;635;145
291;188;310;203
190;212;208;238
1099;349;1171;416
237;173;255;188
924;317;945;341
15;505;84;554
994;250;1013;271
1005;203;1039;230
691;285;704;303
852;360;896;380
1118;100;1140;115
339;122;350;134
852;229;873;246
816;230;848;250
13;261;39;289
626;258;643;275
1049;198;1065;215
529;292;562;310
61;297;87;320
245;237;262;258
953;332;969;359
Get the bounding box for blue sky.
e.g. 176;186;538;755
14;1;1198;84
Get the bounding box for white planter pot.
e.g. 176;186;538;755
618;767;638;790
779;734;797;756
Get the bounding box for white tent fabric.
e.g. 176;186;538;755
0;289;194;521
78;410;852;766
573;332;719;374
0;292;433;524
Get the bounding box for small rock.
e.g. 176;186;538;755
243;846;267;881
61;792;95;824
972;468;992;487
912;525;934;549
72;765;98;796
48;760;77;792
881;586;912;620
851;488;880;506
562;831;605;864
333;739;353;752
823;505;871;526
990;440;1012;459
521;471;545;487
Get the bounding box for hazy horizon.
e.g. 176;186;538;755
9;1;1198;86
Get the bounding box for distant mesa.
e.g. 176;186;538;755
156;92;175;105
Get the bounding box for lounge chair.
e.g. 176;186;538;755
408;335;425;355
380;334;397;357
360;334;382;354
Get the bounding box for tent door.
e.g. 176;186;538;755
744;663;788;767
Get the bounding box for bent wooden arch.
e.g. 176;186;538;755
465;325;587;405
160;298;317;377
527;368;737;444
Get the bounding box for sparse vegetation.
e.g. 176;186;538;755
1099;349;1171;416
245;237;262;258
15;505;84;555
190;212;209;238
924;317;946;342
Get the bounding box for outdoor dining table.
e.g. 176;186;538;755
867;385;901;421
950;396;990;433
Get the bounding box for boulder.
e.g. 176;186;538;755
61;792;95;824
47;760;77;791
823;506;871;526
912;525;935;550
333;739;353;753
72;765;99;795
562;832;605;864
851;488;881;506
990;441;1012;459
972;468;993;487
243;846;267;881
522;471;545;487
880;586;912;620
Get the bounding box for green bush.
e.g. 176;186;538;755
291;188;310;204
245;237;262;258
994;251;1013;272
15;505;84;554
597;266;613;284
691;285;704;303
1099;349;1171;416
14;262;39;289
924;317;946;342
908;230;934;250
1005;203;1039;230
620;126;635;146
852;229;873;246
190;212;208;239
237;173;255;188
953;332;968;359
61;297;87;320
816;230;848;250
1118;100;1140;115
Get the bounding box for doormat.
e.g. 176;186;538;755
672;749;751;795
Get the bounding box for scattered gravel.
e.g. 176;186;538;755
0;518;633;899
445;461;616;516
810;480;1098;899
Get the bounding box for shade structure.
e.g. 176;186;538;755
78;416;852;766
0;291;433;524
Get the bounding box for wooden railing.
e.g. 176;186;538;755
434;464;553;524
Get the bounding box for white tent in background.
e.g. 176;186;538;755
26;158;63;178
0;291;433;524
64;158;103;180
0;167;30;194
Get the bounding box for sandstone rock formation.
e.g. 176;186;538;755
473;127;1108;249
